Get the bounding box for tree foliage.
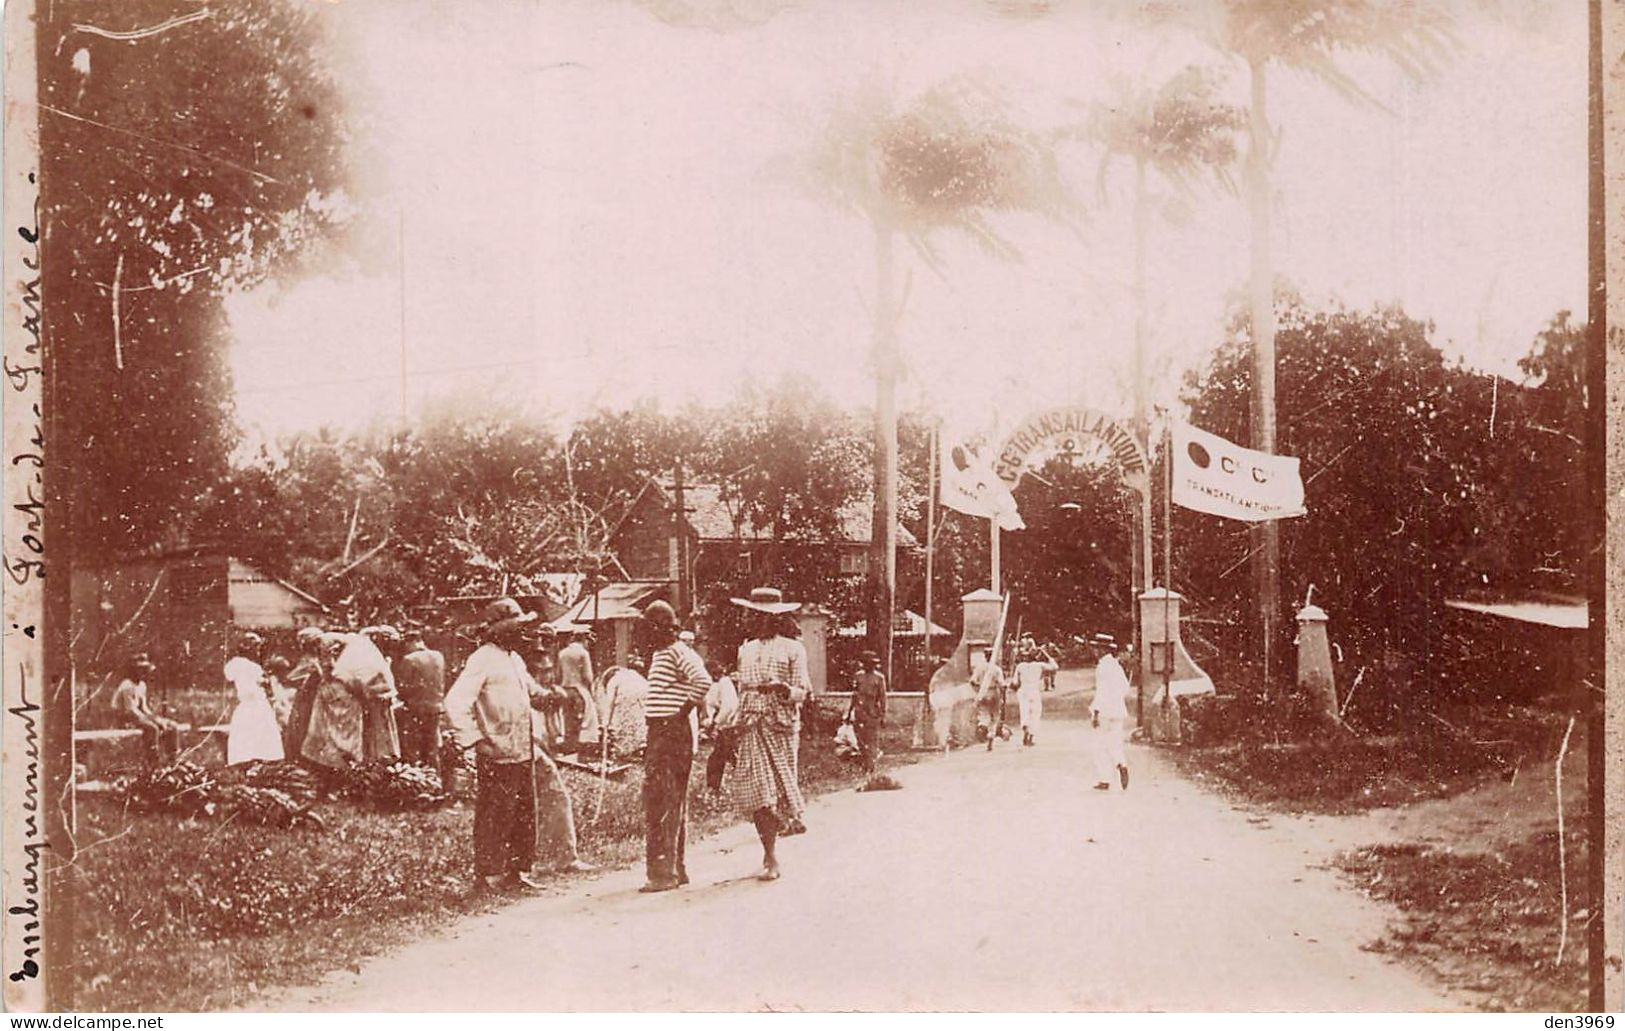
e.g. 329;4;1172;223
1175;303;1586;685
41;0;351;560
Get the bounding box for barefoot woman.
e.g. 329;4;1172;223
730;586;809;881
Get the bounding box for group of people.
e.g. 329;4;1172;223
634;586;821;891
113;587;1145;897
970;632;1133;791
974;636;1059;748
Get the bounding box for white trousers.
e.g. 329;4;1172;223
1017;689;1042;732
1094;715;1127;783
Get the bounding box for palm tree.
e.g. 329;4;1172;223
1144;0;1455;685
1086;65;1242;634
773;75;1078;691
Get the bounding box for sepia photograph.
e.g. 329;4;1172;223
1;0;1619;1016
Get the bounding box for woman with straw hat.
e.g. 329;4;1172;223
729;586;810;880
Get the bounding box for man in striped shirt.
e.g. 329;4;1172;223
639;600;712;893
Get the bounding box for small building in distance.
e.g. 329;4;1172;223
609;477;917;607
71;549;326;722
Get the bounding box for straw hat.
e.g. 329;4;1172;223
480;598;537;635
728;586;801;614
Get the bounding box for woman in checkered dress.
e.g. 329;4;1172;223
729;588;809;881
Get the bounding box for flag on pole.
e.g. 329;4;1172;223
940;431;1025;531
1172;421;1306;522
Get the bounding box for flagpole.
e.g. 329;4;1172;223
914;420;941;750
924;421;937;672
990;518;1000;594
1163;417;1173;713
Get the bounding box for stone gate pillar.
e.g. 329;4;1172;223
1138;587;1215;743
1295;603;1337;722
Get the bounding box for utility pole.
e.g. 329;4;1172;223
868;225;899;693
1586;0;1617;1007
1246;57;1281;689
398;209;408;421
673;459;688;620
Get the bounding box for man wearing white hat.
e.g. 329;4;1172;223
444;599;570;894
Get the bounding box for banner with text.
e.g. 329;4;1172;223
941;430;1025;531
1172;421;1306;522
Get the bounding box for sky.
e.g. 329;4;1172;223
224;0;1587;441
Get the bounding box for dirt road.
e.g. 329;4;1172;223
263;691;1460;1012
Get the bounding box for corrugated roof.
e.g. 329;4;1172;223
652;481;917;547
1445;597;1588;630
551;581;668;625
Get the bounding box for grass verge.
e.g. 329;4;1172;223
1334;828;1590;1011
69;707;927;1011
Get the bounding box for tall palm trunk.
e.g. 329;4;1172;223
1131;157;1152;653
1246;56;1281;687
868;224;899;691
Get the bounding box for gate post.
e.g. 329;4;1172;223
1137;587;1215;743
1294;602;1338;723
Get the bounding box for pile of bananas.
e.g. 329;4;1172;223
209;783;325;830
336;760;449;811
120;760;216;813
119;761;323;829
241;760;321;799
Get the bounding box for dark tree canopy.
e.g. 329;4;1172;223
41;0;350;560
1177;303;1586;682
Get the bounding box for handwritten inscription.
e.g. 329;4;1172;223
5;172;45;986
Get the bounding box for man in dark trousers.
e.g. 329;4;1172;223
850;651;887;772
638;600;712;893
444;598;553;896
394;630;446;775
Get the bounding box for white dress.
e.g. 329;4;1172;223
225;655;285;765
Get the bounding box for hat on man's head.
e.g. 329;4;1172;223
237;631;265;650
479;598;537;635
728;586;801;614
641;600;681;632
678;629;696;645
296;626;325;646
361;624;402;642
130;652;156;672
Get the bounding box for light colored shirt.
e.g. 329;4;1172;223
736;635;811;703
557;642;594;691
644;642;712;719
110;678;152;722
332;634;397;701
224;656;266;703
705;674;740;727
973;661;1004;701
1092;654;1131;720
443;642;548;763
1014;659;1058;696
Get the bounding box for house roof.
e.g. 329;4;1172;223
1444;596;1588;630
227;558;326;610
551;581;669;626
621;478;918;548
